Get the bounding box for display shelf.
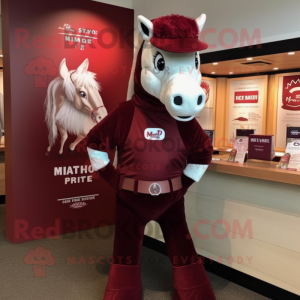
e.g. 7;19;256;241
210;154;300;186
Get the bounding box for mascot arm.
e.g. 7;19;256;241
182;120;213;188
86;106;120;190
183;164;208;182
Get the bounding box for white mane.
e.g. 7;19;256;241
45;77;62;146
56;99;90;136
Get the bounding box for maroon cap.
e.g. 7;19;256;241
150;14;208;53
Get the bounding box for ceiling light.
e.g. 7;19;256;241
247;58;253;61
0;55;3;57
213;62;218;65
229;72;233;74
211;72;216;74
288;52;295;55
273;67;279;70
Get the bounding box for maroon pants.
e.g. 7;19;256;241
113;189;198;267
104;189;216;300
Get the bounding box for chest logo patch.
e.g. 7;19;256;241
144;128;165;140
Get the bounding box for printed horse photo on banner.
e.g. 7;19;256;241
44;58;107;155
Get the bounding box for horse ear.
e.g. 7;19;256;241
138;15;153;41
59;58;69;79
196;14;206;33
77;59;89;75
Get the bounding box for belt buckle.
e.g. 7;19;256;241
149;183;161;196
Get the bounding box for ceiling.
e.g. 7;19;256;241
200;51;300;76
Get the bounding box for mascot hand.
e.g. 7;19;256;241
90;157;107;171
180;173;195;195
87;147;110;171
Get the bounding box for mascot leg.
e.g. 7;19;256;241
157;197;216;300
172;261;216;300
103;197;145;300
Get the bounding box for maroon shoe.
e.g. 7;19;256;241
172;260;216;300
103;264;142;300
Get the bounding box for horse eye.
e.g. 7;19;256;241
195;53;199;69
79;91;87;99
43;67;47;71
153;52;165;71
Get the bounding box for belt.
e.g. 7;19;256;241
120;176;182;196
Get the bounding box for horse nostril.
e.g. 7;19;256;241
197;95;203;105
174;96;183;106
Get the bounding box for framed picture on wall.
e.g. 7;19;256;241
272;72;300;151
225;75;268;147
196;76;217;130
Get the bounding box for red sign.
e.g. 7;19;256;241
282;75;300;111
234;91;259;104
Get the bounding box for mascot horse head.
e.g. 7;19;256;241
113;14;209;166
131;14;208;122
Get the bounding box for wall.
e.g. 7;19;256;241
132;0;300;53
92;0;132;9
1;0;300;56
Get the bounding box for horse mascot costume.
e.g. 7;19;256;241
86;13;216;300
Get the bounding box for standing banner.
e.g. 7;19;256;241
225;76;268;147
2;0;133;243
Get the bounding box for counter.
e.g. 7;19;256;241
146;155;300;296
210;154;300;186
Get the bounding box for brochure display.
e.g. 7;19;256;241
275;73;300;150
248;134;275;161
280;140;300;171
227;137;247;164
204;130;215;146
286;127;300;144
236;129;255;137
225;76;268;147
279;153;291;169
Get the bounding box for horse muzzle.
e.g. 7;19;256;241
163;75;206;122
90;106;108;123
